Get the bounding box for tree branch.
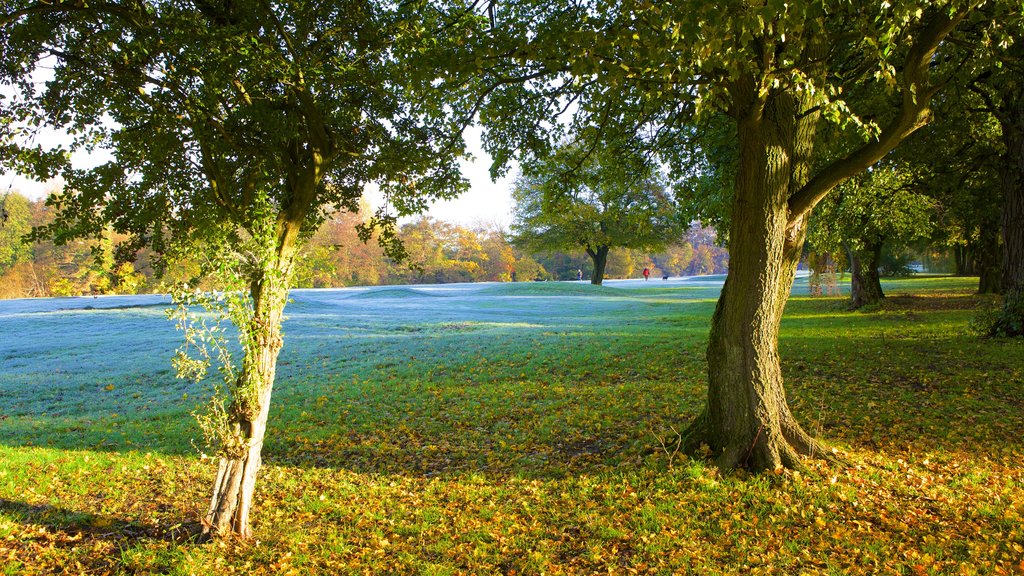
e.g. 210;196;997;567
786;9;965;225
1;0;149;28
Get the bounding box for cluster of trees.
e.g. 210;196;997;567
0;191;151;299
0;190;728;299
804;63;1018;310
2;0;1021;538
526;222;728;282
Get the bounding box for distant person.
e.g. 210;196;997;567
642;267;650;281
577;269;583;281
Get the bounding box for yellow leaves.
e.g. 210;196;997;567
104;384;115;391
91;516;114;528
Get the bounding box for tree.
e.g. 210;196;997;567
477;223;517;281
810;165;936;309
1;0;475;537
0;192;32;268
388;217;488;284
475;0;996;470
0;191;38;298
293;202;387;288
969;43;1024;334
898;4;1024;331
890;63;1006;295
510;142;680;285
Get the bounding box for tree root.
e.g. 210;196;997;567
682;408;845;472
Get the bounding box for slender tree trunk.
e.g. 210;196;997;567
685;77;827;470
204;264;290;538
995;86;1024;335
849;240;885;309
586;245;609;286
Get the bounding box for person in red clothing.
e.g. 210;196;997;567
642;267;650;280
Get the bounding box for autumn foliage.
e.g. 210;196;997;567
0;192;728;299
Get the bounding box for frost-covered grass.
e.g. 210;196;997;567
1;275;1022;574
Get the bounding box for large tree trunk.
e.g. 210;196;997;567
586;245;609;285
954;244;974;276
849;240;885;309
204;264;290;538
686;77;827;471
995;85;1024;335
975;224;1002;295
682;8;959;470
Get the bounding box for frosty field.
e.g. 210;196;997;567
1;275;1022;574
0;277;729;457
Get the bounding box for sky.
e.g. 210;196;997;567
415;125;517;228
3;124;517;229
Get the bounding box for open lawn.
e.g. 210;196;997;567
1;275;1022;574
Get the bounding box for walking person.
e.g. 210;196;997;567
642;267;650;281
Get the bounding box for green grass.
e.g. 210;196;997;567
1;276;1022;574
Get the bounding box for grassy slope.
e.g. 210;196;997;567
0;276;1021;574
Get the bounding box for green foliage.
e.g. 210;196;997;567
474;0;990;191
893;83;1005;274
988;289;1024;337
3;0;476;251
810;164;936;262
167;283;247;457
0;192;31;268
510;141;681;260
877;247;916;278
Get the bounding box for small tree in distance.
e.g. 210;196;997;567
510;142;681;285
809;164;936;309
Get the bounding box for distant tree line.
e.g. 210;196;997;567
0;191;728;299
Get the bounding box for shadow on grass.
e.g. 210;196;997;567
0;498;203;572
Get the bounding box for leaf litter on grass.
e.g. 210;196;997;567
0;276;1022;574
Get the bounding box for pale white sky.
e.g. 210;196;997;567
3;125;516;229
420;125;516;228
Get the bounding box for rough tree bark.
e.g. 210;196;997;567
849;240;885;309
975;225;1002;295
995;84;1024;335
586;244;609;285
685;73;828;470
684;10;960;470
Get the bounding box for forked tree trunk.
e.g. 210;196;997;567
682;8;959;470
849;240;885;309
586;245;609;285
204;263;291;538
686;78;827;471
